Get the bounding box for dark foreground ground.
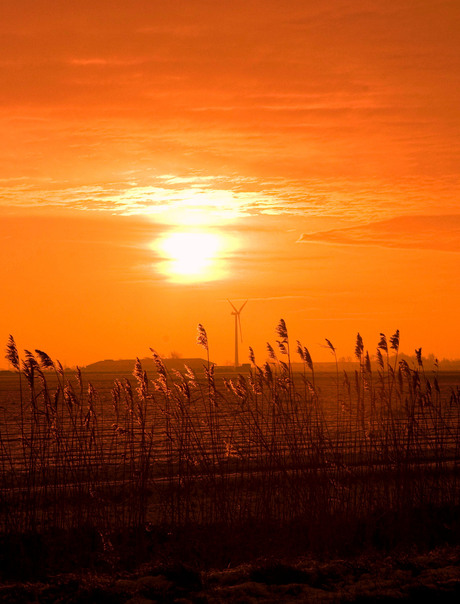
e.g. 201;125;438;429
0;546;459;603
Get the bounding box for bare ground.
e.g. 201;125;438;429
0;546;459;603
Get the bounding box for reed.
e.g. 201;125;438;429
1;325;459;565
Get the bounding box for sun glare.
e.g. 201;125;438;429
156;231;228;283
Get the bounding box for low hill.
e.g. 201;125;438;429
82;357;212;374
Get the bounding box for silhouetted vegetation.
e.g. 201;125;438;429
0;325;459;579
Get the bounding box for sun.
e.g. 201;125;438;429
156;230;227;283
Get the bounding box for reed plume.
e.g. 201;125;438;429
5;335;19;370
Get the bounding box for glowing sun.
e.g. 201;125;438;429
156;230;227;283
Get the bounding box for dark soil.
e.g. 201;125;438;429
0;546;459;603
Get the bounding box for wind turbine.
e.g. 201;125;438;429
227;299;248;367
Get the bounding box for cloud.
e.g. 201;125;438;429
298;215;460;252
2;173;460;231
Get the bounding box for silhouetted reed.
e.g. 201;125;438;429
1;324;459;556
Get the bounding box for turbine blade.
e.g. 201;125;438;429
238;314;243;342
227;299;238;313
239;299;248;313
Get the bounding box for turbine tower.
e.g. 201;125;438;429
227;299;248;367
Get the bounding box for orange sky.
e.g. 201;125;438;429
1;1;460;367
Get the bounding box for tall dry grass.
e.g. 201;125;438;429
0;325;459;554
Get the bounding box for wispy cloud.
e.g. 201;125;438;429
2;175;460;228
68;58;145;67
298;215;460;253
